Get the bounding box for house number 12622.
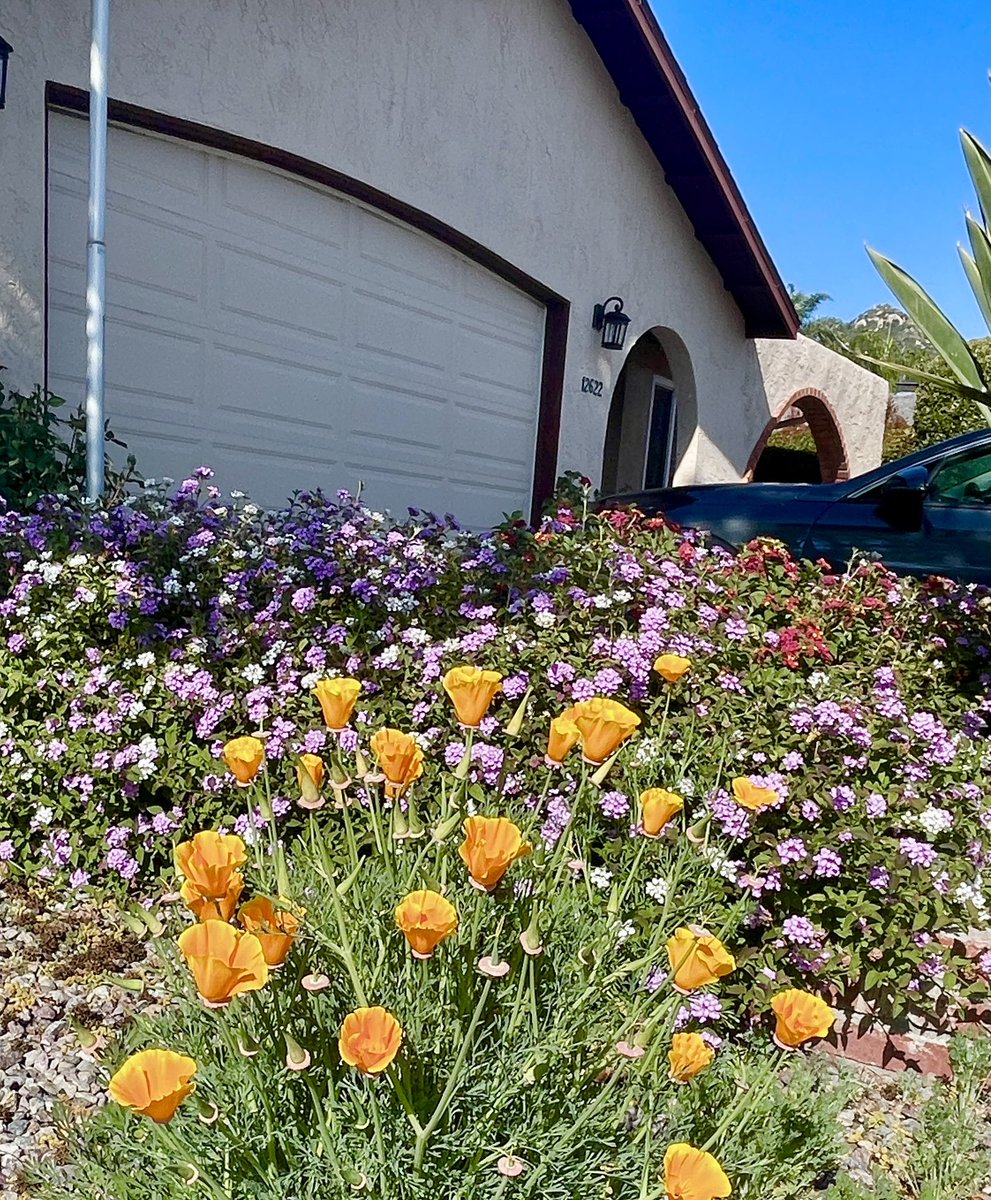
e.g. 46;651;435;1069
581;375;604;396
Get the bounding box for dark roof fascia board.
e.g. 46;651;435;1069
570;0;799;339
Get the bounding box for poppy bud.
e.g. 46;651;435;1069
504;688;532;738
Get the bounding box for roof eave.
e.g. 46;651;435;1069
570;0;799;339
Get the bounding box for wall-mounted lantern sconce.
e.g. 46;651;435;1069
592;295;631;351
0;37;12;110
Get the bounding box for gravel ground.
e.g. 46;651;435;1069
1;879;988;1198
0;880;167;1199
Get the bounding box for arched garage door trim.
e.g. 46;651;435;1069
744;387;850;484
44;83;569;523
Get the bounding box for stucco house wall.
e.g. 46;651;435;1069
0;0;885;506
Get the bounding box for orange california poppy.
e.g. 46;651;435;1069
731;777;779;811
108;1048;197;1124
313;677;362;731
546;715;581;766
459;816;532;891
663;1143;732;1200
666;926;736;993
442;666;503;728
180;872;244;923
568;697;641;764
395;889;459;959
654;654;692;684
640;788;685;837
238;896;301;967
222;737;265;786
177;920;269;1006
370;728;424;798
174;831;247;899
339;1006;403;1075
770;988;836;1049
296;754;325;808
668;1033;715;1084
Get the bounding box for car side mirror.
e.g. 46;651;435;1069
877;466;927;530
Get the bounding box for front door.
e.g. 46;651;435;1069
644;379;676;489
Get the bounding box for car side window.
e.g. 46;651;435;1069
927;447;991;507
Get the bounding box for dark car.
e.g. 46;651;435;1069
604;429;991;585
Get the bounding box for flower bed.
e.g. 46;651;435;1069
1;475;989;1021
3;474;991;1196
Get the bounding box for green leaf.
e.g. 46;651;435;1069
963;214;991;333
962;128;991;227
959;246;991;335
866;245;987;392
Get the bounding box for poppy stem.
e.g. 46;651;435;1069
366;1079;388;1190
302;1072;344;1178
327;880;368;1007
699;1047;787;1153
413;979;493;1175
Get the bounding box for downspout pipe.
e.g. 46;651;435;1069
84;0;109;503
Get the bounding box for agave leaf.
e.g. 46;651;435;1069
958;246;991;333
867;246;986;391
964;215;991;333
962;129;991;227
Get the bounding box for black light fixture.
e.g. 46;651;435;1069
0;37;11;110
592;295;631;351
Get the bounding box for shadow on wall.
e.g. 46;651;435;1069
745;389;851;485
600;326;698;494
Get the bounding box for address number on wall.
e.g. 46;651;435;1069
581;376;604;396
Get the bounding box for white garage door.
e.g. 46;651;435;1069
47;112;546;526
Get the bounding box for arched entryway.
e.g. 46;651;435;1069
601;327;697;494
745;388;850;484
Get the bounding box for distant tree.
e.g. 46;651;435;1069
787;284;832;326
912;338;991;448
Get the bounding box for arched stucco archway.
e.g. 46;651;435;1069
744;388;850;484
601;327;698;494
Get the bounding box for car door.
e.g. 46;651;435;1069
804;442;991;584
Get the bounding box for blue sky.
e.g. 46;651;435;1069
649;0;991;335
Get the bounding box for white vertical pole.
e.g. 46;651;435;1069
85;0;110;503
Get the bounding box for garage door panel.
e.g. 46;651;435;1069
46;304;86;396
462;258;544;325
108;210;206;309
213;359;346;436
357;211;461;302
47;111;544;525
47;182;89;276
216;244;345;344
352;290;451;374
106;128;210;213
349;387;447;444
105;320;203;408
456;325;544;395
218;160;351;259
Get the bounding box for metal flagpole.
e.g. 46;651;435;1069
84;0;109;503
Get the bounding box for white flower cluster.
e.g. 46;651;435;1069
589;867;613;891
133;736;160;781
915;806;954;836
702;846;741;883
954;878;988;917
645;876;669;903
533;611;556;628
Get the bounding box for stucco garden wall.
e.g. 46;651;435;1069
753;336;889;479
0;0;885;495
